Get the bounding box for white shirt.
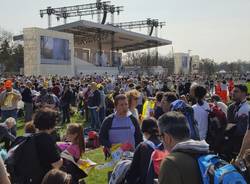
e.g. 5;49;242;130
236;100;250;118
193;101;210;140
216;102;228;116
221;83;228;91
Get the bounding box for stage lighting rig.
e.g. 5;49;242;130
114;19;166;36
40;1;124;27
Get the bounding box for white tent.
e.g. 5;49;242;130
218;70;226;74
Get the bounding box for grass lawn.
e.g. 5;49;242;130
16;113;112;184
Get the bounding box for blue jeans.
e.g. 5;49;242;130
1;109;18;122
89;108;100;130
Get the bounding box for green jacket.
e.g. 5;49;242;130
159;152;201;184
159;139;209;184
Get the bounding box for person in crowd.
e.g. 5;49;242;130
158;111;209;184
33;108;63;180
0;81;5;94
187;82;198;105
227;84;250;155
126;117;163;184
98;85;106;124
178;81;185;96
126;89;140;120
136;86;144;115
58;123;85;161
24;121;36;136
35;88;48;108
41;169;72;184
52;82;62;98
11;122;36;147
147;81;154;97
21;80;33;122
220;80;228;104
88;82;101;130
0;80;22;121
83;84;91;122
209;79;215;94
0;117;16;149
228;78;235;96
215;80;222;98
99;94;143;156
211;94;228;115
192;85;209;140
246;79;250;96
0;157;11;184
60;84;73;124
184;79;192;95
47;87;60;110
154;91;164;119
236;112;250;167
35;88;60;110
105;92;115;116
161;92;178;113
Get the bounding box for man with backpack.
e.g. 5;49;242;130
158;111;247;184
158;111;209;184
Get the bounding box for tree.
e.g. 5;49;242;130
0;28;24;73
0;39;11;68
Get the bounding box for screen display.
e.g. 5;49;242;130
40;36;70;64
182;56;188;68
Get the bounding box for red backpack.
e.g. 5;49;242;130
144;140;169;183
150;149;169;175
86;131;100;149
208;103;227;135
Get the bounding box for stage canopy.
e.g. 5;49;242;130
14;20;172;52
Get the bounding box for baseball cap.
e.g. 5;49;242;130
4;80;13;88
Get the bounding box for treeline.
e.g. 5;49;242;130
124;52;250;75
0;28;23;73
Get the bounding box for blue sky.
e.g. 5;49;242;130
0;0;250;62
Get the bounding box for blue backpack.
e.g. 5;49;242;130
171;100;200;140
197;154;247;184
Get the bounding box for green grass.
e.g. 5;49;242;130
84;148;113;184
16;112;111;184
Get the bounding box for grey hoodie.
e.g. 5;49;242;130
172;139;210;154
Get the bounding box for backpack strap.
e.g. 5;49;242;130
144;140;162;150
144;140;158;150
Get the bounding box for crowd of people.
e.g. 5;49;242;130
0;73;249;184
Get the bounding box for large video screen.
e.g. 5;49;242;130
40;36;70;64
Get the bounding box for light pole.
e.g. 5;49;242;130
188;49;192;75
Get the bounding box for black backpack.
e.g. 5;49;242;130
5;135;45;184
